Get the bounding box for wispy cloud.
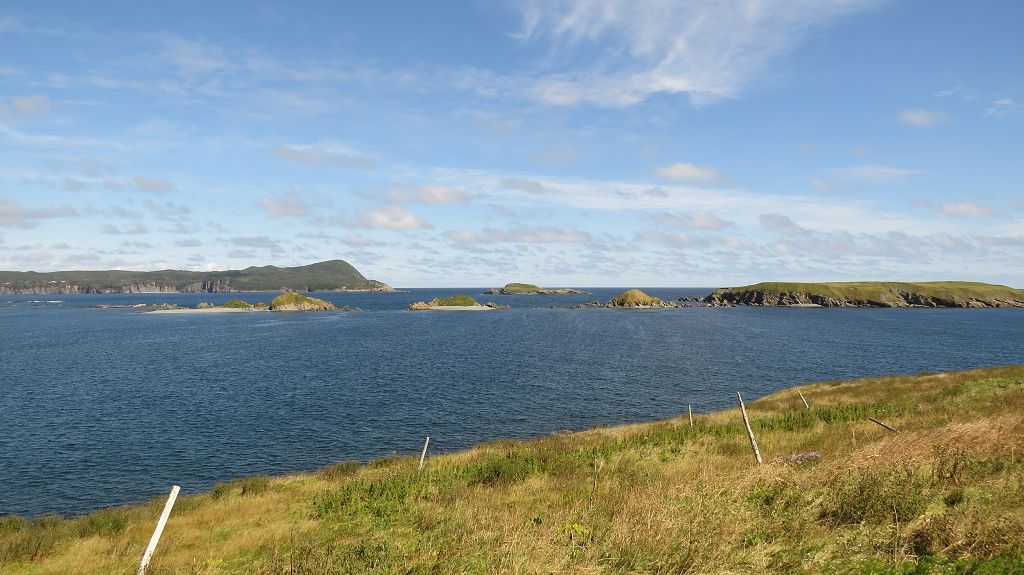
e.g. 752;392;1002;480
898;108;950;128
444;226;591;245
651;211;733;230
375;185;470;204
259;190;309;218
809;177;842;194
352;205;432;230
937;201;995;218
833;165;919;182
759;213;810;236
653;162;724;183
273;144;373;168
513;0;883;107
0;198;78;228
101;223;148;235
985;98;1024;118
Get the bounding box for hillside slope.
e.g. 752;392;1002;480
2;366;1023;573
0;260;393;294
706;281;1024;307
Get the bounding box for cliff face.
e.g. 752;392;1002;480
705;286;1024;308
0;279;231;294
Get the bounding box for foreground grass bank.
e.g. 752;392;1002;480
3;367;1024;574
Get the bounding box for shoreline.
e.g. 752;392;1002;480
147;307;271;314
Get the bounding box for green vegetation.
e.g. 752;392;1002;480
269;292;336;311
502;283;543;294
3;366;1024;573
0;260;392;294
221;299;253;309
608;288;670;307
714;281;1024;307
429;294;479;307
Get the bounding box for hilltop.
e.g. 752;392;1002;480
706;281;1024;308
0;260;393;294
6;366;1022;573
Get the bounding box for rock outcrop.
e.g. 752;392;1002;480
269;292;337;311
483;283;589;295
607;289;679;309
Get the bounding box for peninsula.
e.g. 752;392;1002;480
0;260;393;294
483;283;589;295
705;281;1024;308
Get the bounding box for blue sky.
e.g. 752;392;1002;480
1;1;1022;286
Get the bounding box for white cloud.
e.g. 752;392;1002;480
651;211;733;230
653;162;724;183
809;177;841;194
10;94;52;116
273;144;373;169
500;177;547;194
0;198;78;228
340;233;385;247
833;165;919;181
133;176;176;193
897;109;950;128
379;185;470;204
354;205;432;230
230;236;282;250
157;35;233;79
444;226;590;244
259;191;309;218
938;202;995;218
759;213;810;236
101;223;148;235
513;0;882;107
986;98;1024;118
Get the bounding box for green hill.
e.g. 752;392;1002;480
3;366;1023;573
706;281;1024;307
0;260;393;294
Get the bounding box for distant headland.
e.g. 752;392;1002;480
705;281;1024;308
0;260;393;295
483;283;589;295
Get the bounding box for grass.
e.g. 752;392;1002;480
502;283;542;294
609;288;666;307
429;294;479;307
221;299;252;309
2;366;1024;573
721;281;1024;305
269;292;335;310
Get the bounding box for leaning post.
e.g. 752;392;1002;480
736;392;763;465
688;404;693;427
418;436;431;471
137;485;180;575
797;388;810;410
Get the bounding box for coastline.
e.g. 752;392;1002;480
6;364;1024;574
147;307;271;314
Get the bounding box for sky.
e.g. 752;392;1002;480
0;1;1022;287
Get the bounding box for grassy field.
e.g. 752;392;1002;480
501;283;543;294
721;281;1024;305
3;366;1024;574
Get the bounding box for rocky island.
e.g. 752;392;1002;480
568;289;680;309
408;294;508;311
705;281;1024;308
147;292;353;314
0;259;393;294
483;283;589;295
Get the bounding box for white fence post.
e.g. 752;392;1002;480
137;485;180;575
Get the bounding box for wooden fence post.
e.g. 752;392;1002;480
688;405;693;427
418;436;431;471
137;485;180;575
797;388;810;410
737;392;763;465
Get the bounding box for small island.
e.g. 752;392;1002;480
607;289;679;308
146;292;352;314
408;294;507;311
483;283;589;295
705;281;1024;308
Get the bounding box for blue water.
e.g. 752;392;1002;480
1;288;1022;517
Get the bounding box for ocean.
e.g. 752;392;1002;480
1;288;1021;517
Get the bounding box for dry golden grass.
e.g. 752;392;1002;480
3;366;1024;574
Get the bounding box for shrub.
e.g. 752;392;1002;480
821;467;932;525
429;294;478;307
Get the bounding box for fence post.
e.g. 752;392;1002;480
868;417;899;432
797;388;810;410
137;485;180;575
418;436;431;471
688;404;693;427
736;392;763;465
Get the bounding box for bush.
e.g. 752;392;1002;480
821;467;932;525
